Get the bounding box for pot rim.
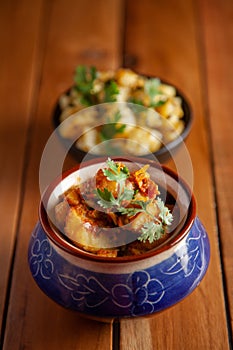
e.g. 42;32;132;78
39;156;196;263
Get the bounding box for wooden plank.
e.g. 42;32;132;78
121;0;230;349
0;0;44;336
199;0;233;335
3;0;123;349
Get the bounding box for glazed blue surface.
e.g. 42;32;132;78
28;217;210;318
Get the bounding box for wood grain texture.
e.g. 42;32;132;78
121;0;230;348
0;0;44;335
2;0;123;349
199;0;233;335
1;0;232;349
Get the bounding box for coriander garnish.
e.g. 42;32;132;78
103;80;119;102
100;111;126;141
97;158;134;209
96;158;173;243
74;65;97;106
144;78;166;108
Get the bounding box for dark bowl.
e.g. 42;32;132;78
52;80;192;163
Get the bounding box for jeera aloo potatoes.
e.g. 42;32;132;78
54;159;174;257
58;66;185;156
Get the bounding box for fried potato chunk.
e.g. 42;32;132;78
95;168;118;198
64;207;111;251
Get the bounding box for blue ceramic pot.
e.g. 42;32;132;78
28;158;210;319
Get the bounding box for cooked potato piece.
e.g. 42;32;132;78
132;165;160;198
172;97;184;118
59;106;84;123
125;230;170;255
76;128;98;152
96;249;118;257
164;121;184;142
91;80;104;94
167;114;182;129
64;208;110;250
54;200;70;228
158;84;176;97
145;109;162;128
114;104;136;134
156;97;183;119
59;94;70;109
97;70;115;82
115;69;143;88
130;89;150;106
124;127;162;154
156;99;175;118
116;86;130;102
126;201;159;231
64;187;81;206
59;110;97;139
95;169;118;197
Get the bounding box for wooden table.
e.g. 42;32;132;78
0;0;232;349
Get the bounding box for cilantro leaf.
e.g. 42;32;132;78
138;221;164;243
73;65;97;105
100;111;126;141
103;80;119;102
95;159;173;244
128;97;144;105
103;158;129;183
118;205;143;216
133;200;150;212
118;188;135;204
150;100;166;108
144;78;166;108
119;200;157;218
96;188;117;209
145;78;161;99
96;187;134;210
156;197;173;225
